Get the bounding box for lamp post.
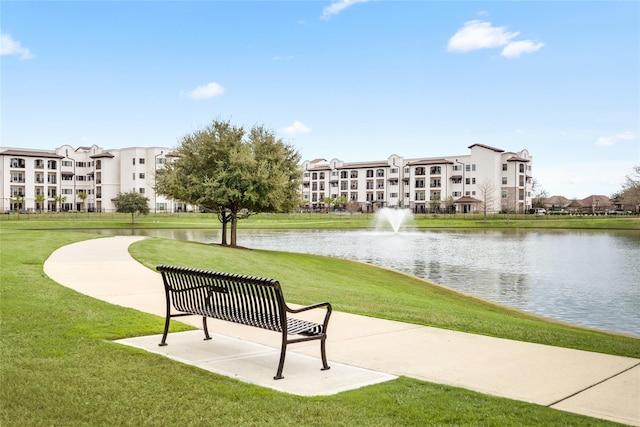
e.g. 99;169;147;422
154;151;163;213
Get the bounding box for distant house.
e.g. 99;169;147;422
542;195;613;213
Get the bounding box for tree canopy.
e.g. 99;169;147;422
615;165;640;212
113;191;150;224
155;119;302;246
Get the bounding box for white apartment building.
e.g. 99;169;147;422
0;145;182;213
2;142;533;214
301;144;533;214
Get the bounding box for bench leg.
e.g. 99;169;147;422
159;315;170;347
274;339;287;380
320;337;330;371
202;316;212;341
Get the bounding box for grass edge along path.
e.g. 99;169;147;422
0;229;632;426
130;238;640;359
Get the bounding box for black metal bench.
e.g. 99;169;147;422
156;265;332;380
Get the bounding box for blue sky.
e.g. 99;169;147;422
2;1;638;199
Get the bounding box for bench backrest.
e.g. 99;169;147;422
157;265;287;332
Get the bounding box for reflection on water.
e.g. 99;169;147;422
93;228;640;337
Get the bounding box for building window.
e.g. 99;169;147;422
35;159;44;169
312;172;318;180
366;170;374;178
502;177;508;185
133;173;136;180
340;171;348;179
139;158;145;164
47;160;57;169
132;158;136;165
376;169;385;177
350;171;358;178
10;158;26;168
139;173;145;179
415;167;425;175
139;188;145;194
502;163;508;171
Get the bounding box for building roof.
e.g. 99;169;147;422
468;143;504;153
506;155;530;162
581;195;612;206
1;149;63;159
455;196;482;203
90;152;115;159
339;160;390;169
405;158;453;166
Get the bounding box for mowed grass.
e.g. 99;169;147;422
1;228;635;426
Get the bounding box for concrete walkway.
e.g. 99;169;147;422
43;236;640;426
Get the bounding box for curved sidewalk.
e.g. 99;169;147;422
43;236;640;426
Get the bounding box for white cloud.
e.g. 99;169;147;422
183;82;224;99
447;20;543;58
321;0;369;20
1;33;34;59
447;20;518;52
501;40;545;58
281;121;310;137
596;131;637;147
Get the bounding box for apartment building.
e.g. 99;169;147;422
2;142;533;214
0;145;181;213
301;144;533;214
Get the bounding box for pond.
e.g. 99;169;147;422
96;228;640;337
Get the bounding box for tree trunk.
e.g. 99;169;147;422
219;210;228;246
230;213;238;247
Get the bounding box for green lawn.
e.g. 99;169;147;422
1;218;638;426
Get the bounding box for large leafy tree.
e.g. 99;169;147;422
155;119;302;247
113;191;150;224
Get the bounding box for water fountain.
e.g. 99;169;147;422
375;207;413;233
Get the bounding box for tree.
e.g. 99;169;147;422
10;195;24;212
477;179;496;222
333;196;348;211
443;196;455;214
346;199;360;214
429;195;441;213
113;191;150;224
34;194;45;213
530;178;548;209
617;165;640;213
155;119;302;247
54;195;66;212
77;191;88;211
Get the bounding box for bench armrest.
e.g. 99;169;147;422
286;301;331;314
286;302;332;331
